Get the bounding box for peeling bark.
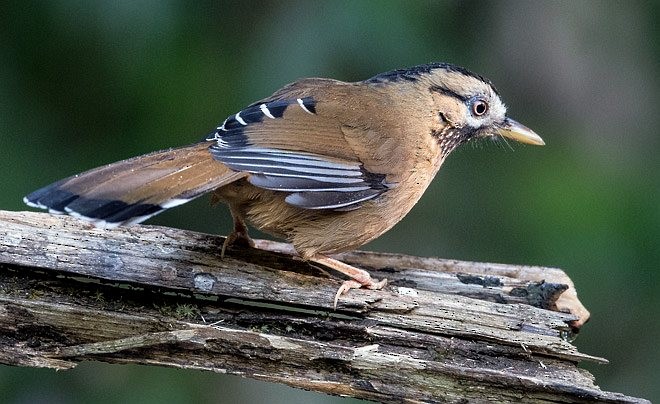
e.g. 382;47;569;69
0;211;649;403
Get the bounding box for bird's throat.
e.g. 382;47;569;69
433;126;473;157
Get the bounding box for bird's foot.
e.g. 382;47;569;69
310;255;387;309
249;240;387;308
221;230;255;258
334;277;388;309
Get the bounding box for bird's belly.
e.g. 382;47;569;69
214;162;440;258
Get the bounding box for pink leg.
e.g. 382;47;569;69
253;239;387;308
310;255;387;308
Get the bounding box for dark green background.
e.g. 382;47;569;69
1;1;657;403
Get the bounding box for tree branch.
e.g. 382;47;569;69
0;210;648;403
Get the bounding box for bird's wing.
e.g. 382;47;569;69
208;80;390;210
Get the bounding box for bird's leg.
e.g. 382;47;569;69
251;241;387;308
310;255;387;308
221;206;254;258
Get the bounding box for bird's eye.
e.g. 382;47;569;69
472;100;488;116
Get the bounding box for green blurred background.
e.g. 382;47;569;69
1;1;657;402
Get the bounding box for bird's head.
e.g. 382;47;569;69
425;63;544;154
370;63;544;156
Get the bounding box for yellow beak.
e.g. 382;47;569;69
498;118;545;146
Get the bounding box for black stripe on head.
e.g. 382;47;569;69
366;62;499;95
366;67;422;83
429;85;469;103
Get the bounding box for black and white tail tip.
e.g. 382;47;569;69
23;187;193;229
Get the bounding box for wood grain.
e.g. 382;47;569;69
0;210;648;403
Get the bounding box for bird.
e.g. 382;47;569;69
24;62;545;307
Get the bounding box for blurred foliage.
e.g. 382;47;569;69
0;1;657;403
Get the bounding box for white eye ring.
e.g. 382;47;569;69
472;100;488;116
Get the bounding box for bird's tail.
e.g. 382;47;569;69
24;142;245;228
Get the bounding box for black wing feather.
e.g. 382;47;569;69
208;97;389;210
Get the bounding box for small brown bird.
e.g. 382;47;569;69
24;63;544;305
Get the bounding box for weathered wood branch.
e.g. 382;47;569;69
0;210;648;403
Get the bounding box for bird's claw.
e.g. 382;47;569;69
220;231;255;259
333;277;388;309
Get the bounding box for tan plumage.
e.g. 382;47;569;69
57;143;243;206
214;78;445;258
24;63;544;304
